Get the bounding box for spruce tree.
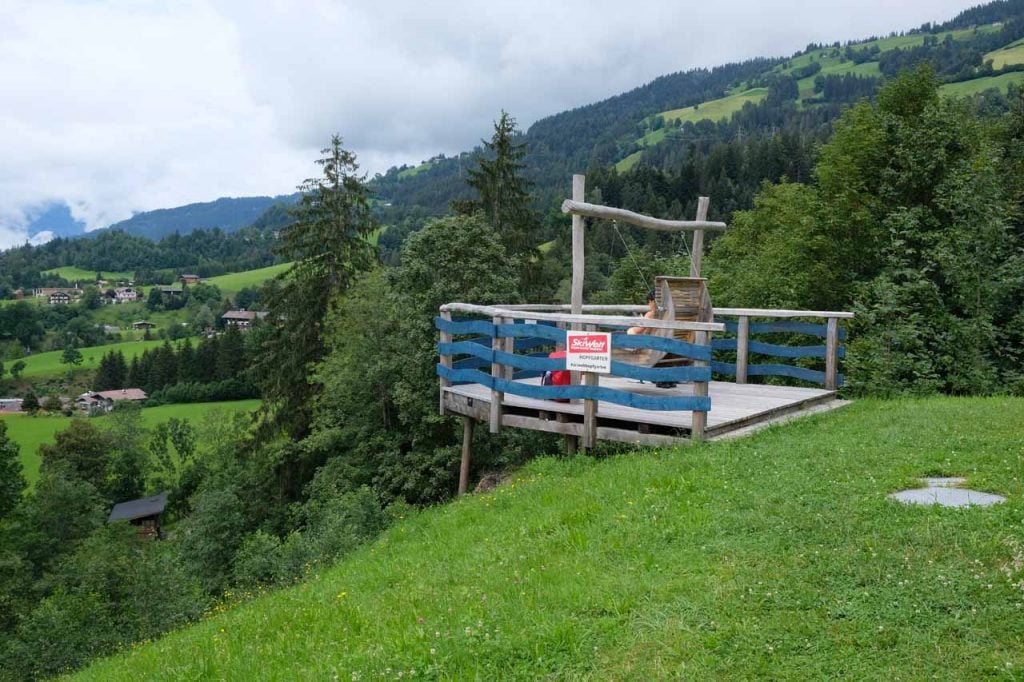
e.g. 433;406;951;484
456;111;537;259
253;134;378;437
0;421;26;519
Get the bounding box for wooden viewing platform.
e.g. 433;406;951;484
443;377;847;446
438;175;855;494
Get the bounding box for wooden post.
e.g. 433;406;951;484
825;317;839;391
557;412;577;455
736;315;749;384
689;196;710;278
691;330;709;441
570;175;585;387
570;174;586;317
583;372;598;450
439;310;453;415
458;416;474;495
489;316;504;434
503;322;514;381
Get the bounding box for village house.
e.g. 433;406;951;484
159;286;184;297
35;287;82;305
222;309;268;330
131;320;156;330
179;274;201;285
75;388;148;415
0;398;23;413
107;491;168;538
113;287;139;303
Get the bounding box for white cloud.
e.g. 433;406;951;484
0;0;980;248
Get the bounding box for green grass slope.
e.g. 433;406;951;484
204;262;292;295
79;397;1024;680
984;36;1024;68
16;338;171;379
941;71;1024;96
3;399;260;485
42;266;135;283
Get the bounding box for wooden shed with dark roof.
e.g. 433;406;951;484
108;491;168;538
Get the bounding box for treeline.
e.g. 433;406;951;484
0;225;281;296
92;328;259;403
705;68;1024;395
0;299;117;352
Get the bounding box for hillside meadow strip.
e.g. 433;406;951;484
203;262;292;294
15;338;172;379
77;397;1024;680
4;399;260;485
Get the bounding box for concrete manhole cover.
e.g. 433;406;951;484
889;477;1005;508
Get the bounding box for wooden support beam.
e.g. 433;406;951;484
736;315;749;384
438;310;453;415
691;330;709;441
689;196;710;277
582;371;598;450
556;412;577;454
489;315;504;434
458;416;474;495
439;303;725;333
825;317;839;391
716;307;855;319
570;175;585;318
570;175;585;388
561;199;727;233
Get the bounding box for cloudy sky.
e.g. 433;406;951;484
0;0;978;247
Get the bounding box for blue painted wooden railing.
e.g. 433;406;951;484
710;316;846;388
436;316;711;412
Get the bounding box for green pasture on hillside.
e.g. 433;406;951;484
783;25;999;73
3;399;260;485
203;262;292;294
941;71;1024;96
616;88;769;171
662;88;768;126
15;338;173;379
42;266;135;283
397;160;439;179
80;397;1024;680
984;38;1024;68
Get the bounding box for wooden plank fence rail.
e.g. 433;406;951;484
712;312;852;390
436;310;716;440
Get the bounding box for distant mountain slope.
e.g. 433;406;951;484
102;194;300;240
374;0;1024;223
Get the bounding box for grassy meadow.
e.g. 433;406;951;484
42;266;135;283
941;71;1024;96
15;338;173;379
203;262;291;294
78;397;1024;680
662;88;768;126
985;37;1024;68
4;399;260;485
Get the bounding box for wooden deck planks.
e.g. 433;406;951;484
444;377;838;444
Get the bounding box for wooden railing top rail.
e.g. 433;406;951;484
493;303;854;320
439;302;726;333
715;308;854;319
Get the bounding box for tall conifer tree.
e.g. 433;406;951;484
253;135;377;437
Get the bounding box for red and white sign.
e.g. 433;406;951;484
566;331;612;374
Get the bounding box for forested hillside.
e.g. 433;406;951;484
372;0;1024;241
100;194;300;240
